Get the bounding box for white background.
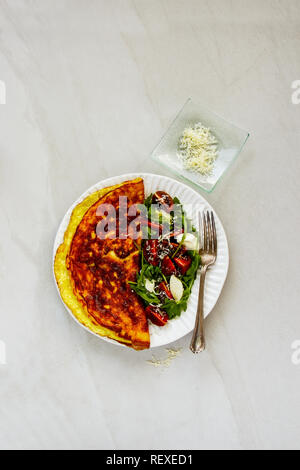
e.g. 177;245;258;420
0;0;300;450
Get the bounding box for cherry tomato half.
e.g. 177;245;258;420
143;239;159;266
174;255;192;275
161;256;177;276
158;281;173;300
152;191;174;213
145;305;169;327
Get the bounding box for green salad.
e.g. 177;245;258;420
129;191;201;327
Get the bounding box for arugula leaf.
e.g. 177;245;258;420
173;196;181;205
172;232;186;258
129;263;163;305
162;252;201;319
144;193;153;210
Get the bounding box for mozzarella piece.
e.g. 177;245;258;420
145;279;155;293
176;233;198;251
170;275;184;303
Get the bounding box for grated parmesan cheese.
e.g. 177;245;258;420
178;122;219;176
146;348;182;368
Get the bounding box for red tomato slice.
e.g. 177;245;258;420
174;255;192;275
145;305;168;327
158;281;173;299
143;239;159;266
152;191;174;212
161;256;177;276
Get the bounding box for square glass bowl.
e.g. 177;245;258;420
151;99;250;192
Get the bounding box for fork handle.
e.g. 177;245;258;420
190;267;207;353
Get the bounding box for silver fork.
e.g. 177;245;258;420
190;211;217;353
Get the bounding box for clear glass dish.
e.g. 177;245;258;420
151;98;250;192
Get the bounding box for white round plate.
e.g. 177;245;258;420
53;173;229;349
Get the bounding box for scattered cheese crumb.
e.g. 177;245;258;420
147;348;182;368
178;122;219;176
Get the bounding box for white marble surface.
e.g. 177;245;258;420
0;0;300;450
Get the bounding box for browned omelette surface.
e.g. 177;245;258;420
55;178;150;350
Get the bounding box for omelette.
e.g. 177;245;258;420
54;177;150;350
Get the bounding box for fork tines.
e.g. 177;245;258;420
200;211;217;256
